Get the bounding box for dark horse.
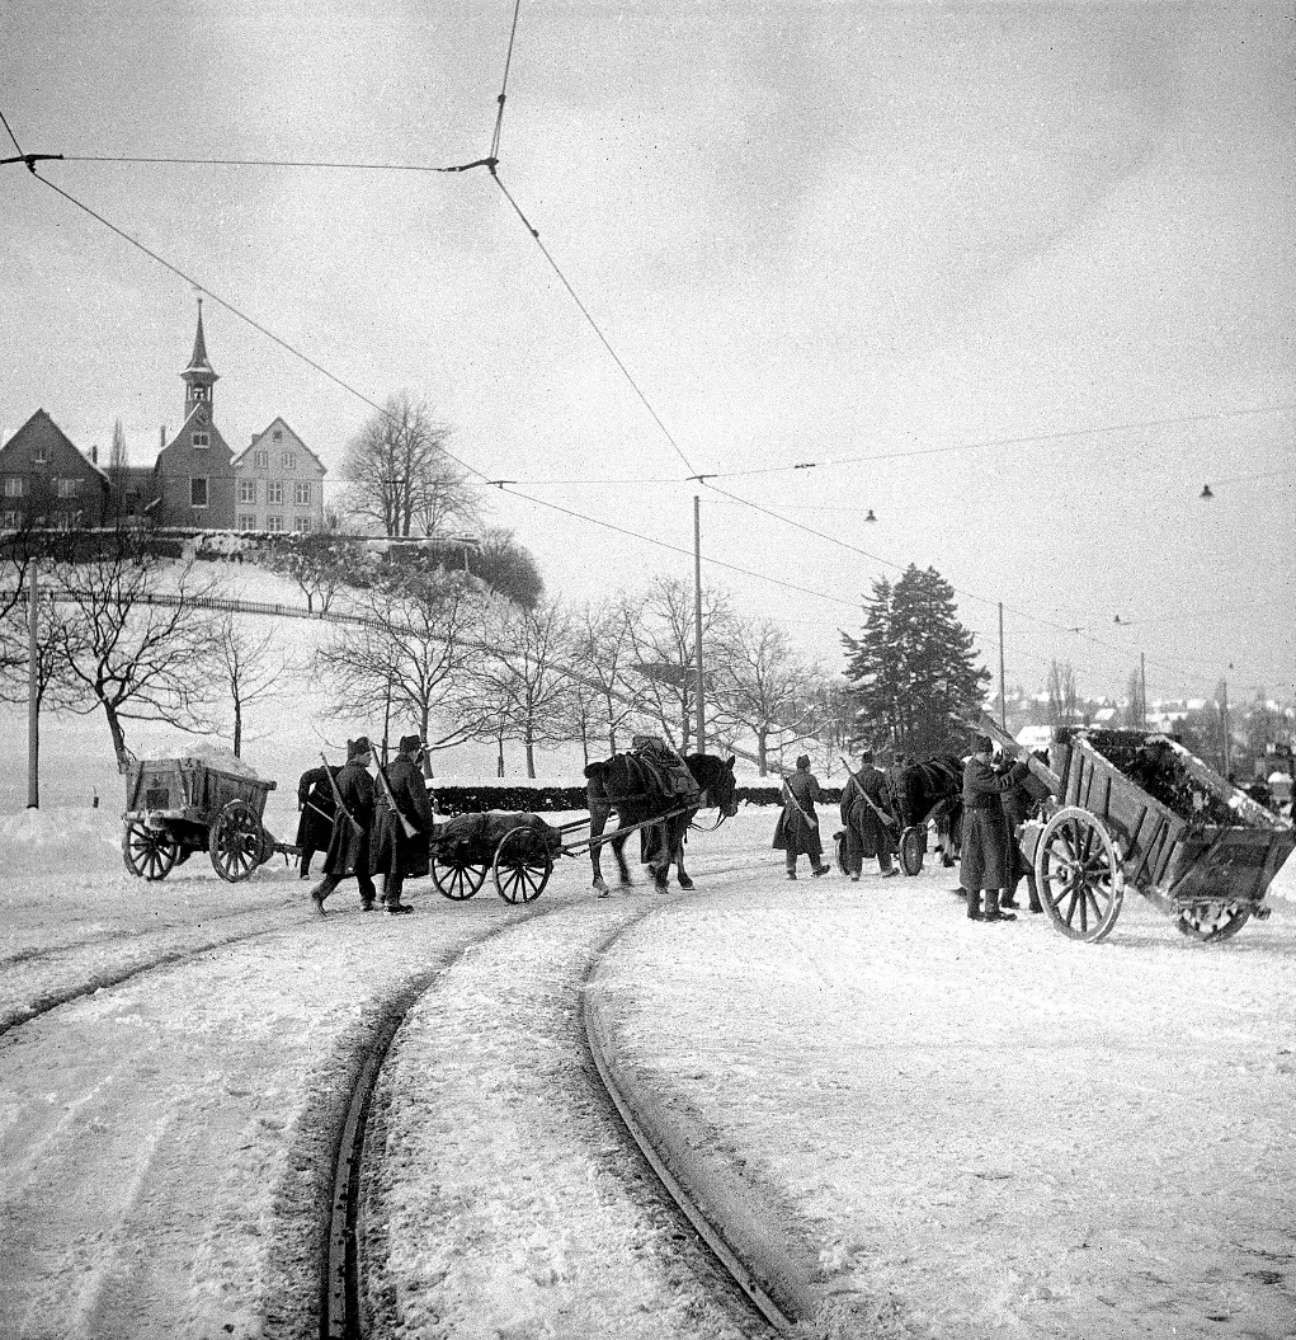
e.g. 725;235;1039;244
584;752;738;895
891;754;965;866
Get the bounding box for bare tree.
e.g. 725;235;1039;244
260;533;366;614
44;531;225;771
317;569;486;765
1046;660;1079;727
567;598;646;757
464;598;580;778
624;577;734;751
710;617;817;775
339;392;480;539
211;616;286;757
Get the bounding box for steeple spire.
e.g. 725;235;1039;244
181;296;218;420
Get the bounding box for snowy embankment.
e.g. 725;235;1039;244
1;803;1294;1340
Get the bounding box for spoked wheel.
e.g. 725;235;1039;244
123;821;179;881
899;825;925;877
431;858;488;900
1034;806;1125;942
208;800;265;883
1176;900;1253;943
492;826;553;904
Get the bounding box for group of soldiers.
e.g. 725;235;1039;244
296;733;434;916
774;738;1042;921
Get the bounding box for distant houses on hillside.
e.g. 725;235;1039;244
0;301;327;533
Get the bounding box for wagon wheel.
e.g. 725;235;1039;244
1033;806;1125;943
492;826;553;904
431;856;488;900
899;825;925;877
122;821;179;881
1175;900;1253;943
208;799;265;883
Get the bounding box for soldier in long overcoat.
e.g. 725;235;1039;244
295;764;338;879
308;737;378;915
839;751;899;880
999;763;1043;913
370;734;434;915
773;754;830;879
959;736;1030;921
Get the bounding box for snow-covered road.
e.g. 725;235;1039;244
2;805;1294;1339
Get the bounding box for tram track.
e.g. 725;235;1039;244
314;885;798;1340
0;892;306;1037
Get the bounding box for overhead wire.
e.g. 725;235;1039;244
59;153;501;174
5;0;1287;709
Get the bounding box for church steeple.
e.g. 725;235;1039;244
181;297;219;421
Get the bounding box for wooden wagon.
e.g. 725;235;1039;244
122;756;293;882
427;811;574;904
983;717;1295;943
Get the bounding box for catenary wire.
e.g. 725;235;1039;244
58;153;502;174
489;169;701;479
489;0;525;160
1;108;24;156
12;133;1277;699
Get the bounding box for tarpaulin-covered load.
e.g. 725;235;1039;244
429;811;562;863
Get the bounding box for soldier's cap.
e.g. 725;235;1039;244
347;736;373;760
399;734;424;754
972;734;994;754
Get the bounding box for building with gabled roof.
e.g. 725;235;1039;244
232;417;327;533
0;408;111;530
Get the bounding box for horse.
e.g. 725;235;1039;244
584;751;738;895
890;754;965;868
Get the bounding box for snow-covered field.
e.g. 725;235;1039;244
1;794;1294;1339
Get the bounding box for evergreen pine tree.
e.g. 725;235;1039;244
842;565;990;755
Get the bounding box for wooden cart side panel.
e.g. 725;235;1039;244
1159;828;1296;903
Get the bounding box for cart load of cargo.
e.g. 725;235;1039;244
122;754;295;882
428;810;570;903
981;716;1295;943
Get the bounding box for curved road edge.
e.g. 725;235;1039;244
583;929;821;1334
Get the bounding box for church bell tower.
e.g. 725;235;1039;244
181;297;219;424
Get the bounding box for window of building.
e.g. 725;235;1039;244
4;477;24;497
265;514;285;533
293;481;311;506
32;447;47;464
192;432;209;448
238;513;257;530
272;429;283;442
281;451;296;470
191;385;209;401
293;515;312;533
190;478;208;508
254;450;269;469
267;481;283;505
56;478;79;498
238;479;256;504
2;511;18;529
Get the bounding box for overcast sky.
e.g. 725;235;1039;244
3;1;1293;703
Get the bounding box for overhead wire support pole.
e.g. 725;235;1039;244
694;495;705;755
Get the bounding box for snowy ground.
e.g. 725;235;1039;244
1;799;1295;1339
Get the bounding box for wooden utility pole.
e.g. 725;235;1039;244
1221;679;1232;777
693;495;705;753
998;601;1006;730
1140;651;1147;728
26;561;38;809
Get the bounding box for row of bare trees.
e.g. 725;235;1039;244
0;529;846;785
314;568;838;778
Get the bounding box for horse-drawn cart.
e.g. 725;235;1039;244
982;717;1295;943
428;811;574;904
122;755;294;882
